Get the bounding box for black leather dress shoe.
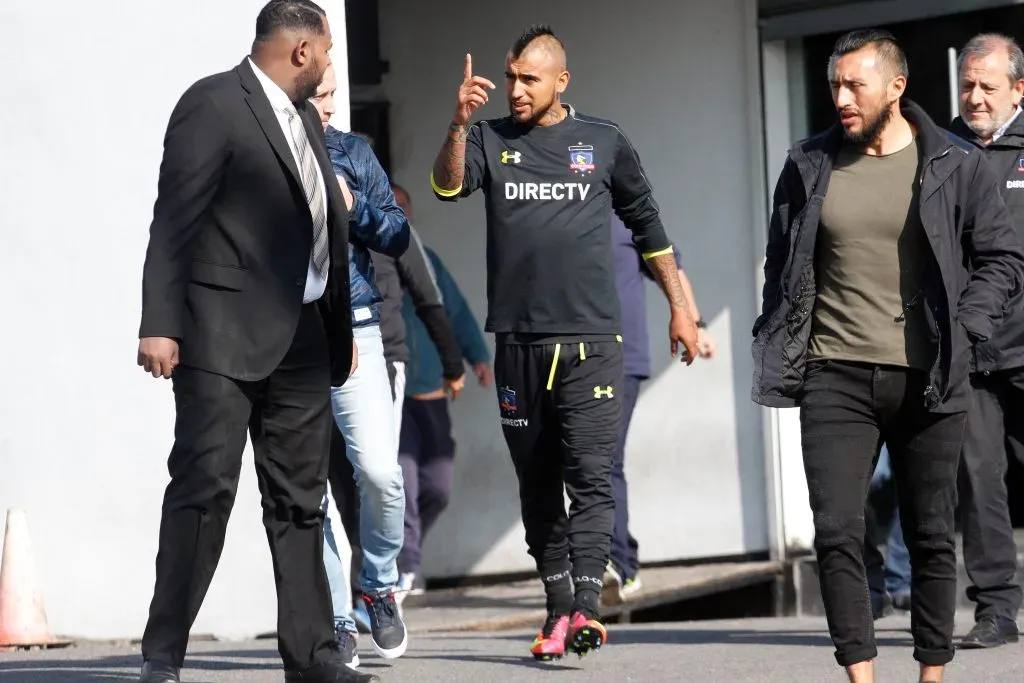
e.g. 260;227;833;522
284;658;379;682
139;660;180;683
959;617;1020;649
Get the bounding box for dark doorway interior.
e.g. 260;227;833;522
350;101;392;176
345;0;392;173
801;6;1024;134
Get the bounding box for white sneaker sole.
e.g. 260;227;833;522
601;565;624;605
372;628;408;659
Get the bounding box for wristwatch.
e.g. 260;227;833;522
695;319;708;329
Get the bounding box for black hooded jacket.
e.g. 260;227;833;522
752;99;1024;413
950;108;1024;372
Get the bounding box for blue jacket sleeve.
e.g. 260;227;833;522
324;128;410;257
430;250;490;365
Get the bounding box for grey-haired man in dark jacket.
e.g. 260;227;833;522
947;32;1024;650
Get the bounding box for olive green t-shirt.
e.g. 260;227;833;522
808;139;933;370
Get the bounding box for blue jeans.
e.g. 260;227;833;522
322;494;352;628
864;445;912;600
322;324;405;631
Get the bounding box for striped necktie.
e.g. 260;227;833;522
285;106;329;280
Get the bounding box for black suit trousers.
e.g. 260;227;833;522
141;304;335;670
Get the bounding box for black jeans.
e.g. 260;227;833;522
495;338;623;598
800;360;965;667
959;369;1024;623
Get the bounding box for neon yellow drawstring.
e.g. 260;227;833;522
546;343;562;391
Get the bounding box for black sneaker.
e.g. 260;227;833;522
363;590;408;659
891;592;911;612
960;617;1020;649
334;623;360;670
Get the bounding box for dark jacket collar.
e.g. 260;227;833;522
900;99;963;157
235;56;307;110
793;98;961;163
236;56;260;94
949;105;1024;149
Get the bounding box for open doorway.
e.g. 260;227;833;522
345;0;392;174
800;5;1024;134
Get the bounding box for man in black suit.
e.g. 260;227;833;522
135;2;376;682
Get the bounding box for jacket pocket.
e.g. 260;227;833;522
191;260;248;291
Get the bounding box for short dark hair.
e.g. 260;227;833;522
255;0;326;43
510;24;563;59
828;28;909;81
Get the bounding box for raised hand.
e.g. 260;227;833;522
453;53;496;126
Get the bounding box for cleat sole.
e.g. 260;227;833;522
532;651;564;662
571;624;607;657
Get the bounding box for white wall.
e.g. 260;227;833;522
0;0;349;641
378;0;770;577
760;40;814;554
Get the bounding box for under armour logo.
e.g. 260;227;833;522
593;386;614;399
501;150;521;164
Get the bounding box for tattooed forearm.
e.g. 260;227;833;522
677;267;702;323
432;123;467;190
647;253;691;314
450;122;468;142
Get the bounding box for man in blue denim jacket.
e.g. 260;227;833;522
309;64;410;669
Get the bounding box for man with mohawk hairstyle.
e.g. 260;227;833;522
429;23;699;661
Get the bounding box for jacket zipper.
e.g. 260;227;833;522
919;147;952;185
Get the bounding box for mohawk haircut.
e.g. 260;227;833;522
510;24;564;59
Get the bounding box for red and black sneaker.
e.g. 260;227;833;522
530;614;571;661
568;610;607;657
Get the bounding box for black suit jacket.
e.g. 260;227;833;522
140;58;354;384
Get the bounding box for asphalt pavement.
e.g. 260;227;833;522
1;610;1022;682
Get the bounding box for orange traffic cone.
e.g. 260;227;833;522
0;509;68;649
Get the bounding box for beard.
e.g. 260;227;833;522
842;101;894;146
964;102;1017;139
294;59;323;102
509;92;557;126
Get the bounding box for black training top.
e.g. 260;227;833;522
431;104;673;338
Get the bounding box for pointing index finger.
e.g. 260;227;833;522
464;53;472;81
470;75;497;90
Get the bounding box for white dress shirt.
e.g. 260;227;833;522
247;57;329;304
992;105;1022;143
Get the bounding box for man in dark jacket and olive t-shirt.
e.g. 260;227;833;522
948;32;1024;650
753;29;1024;683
